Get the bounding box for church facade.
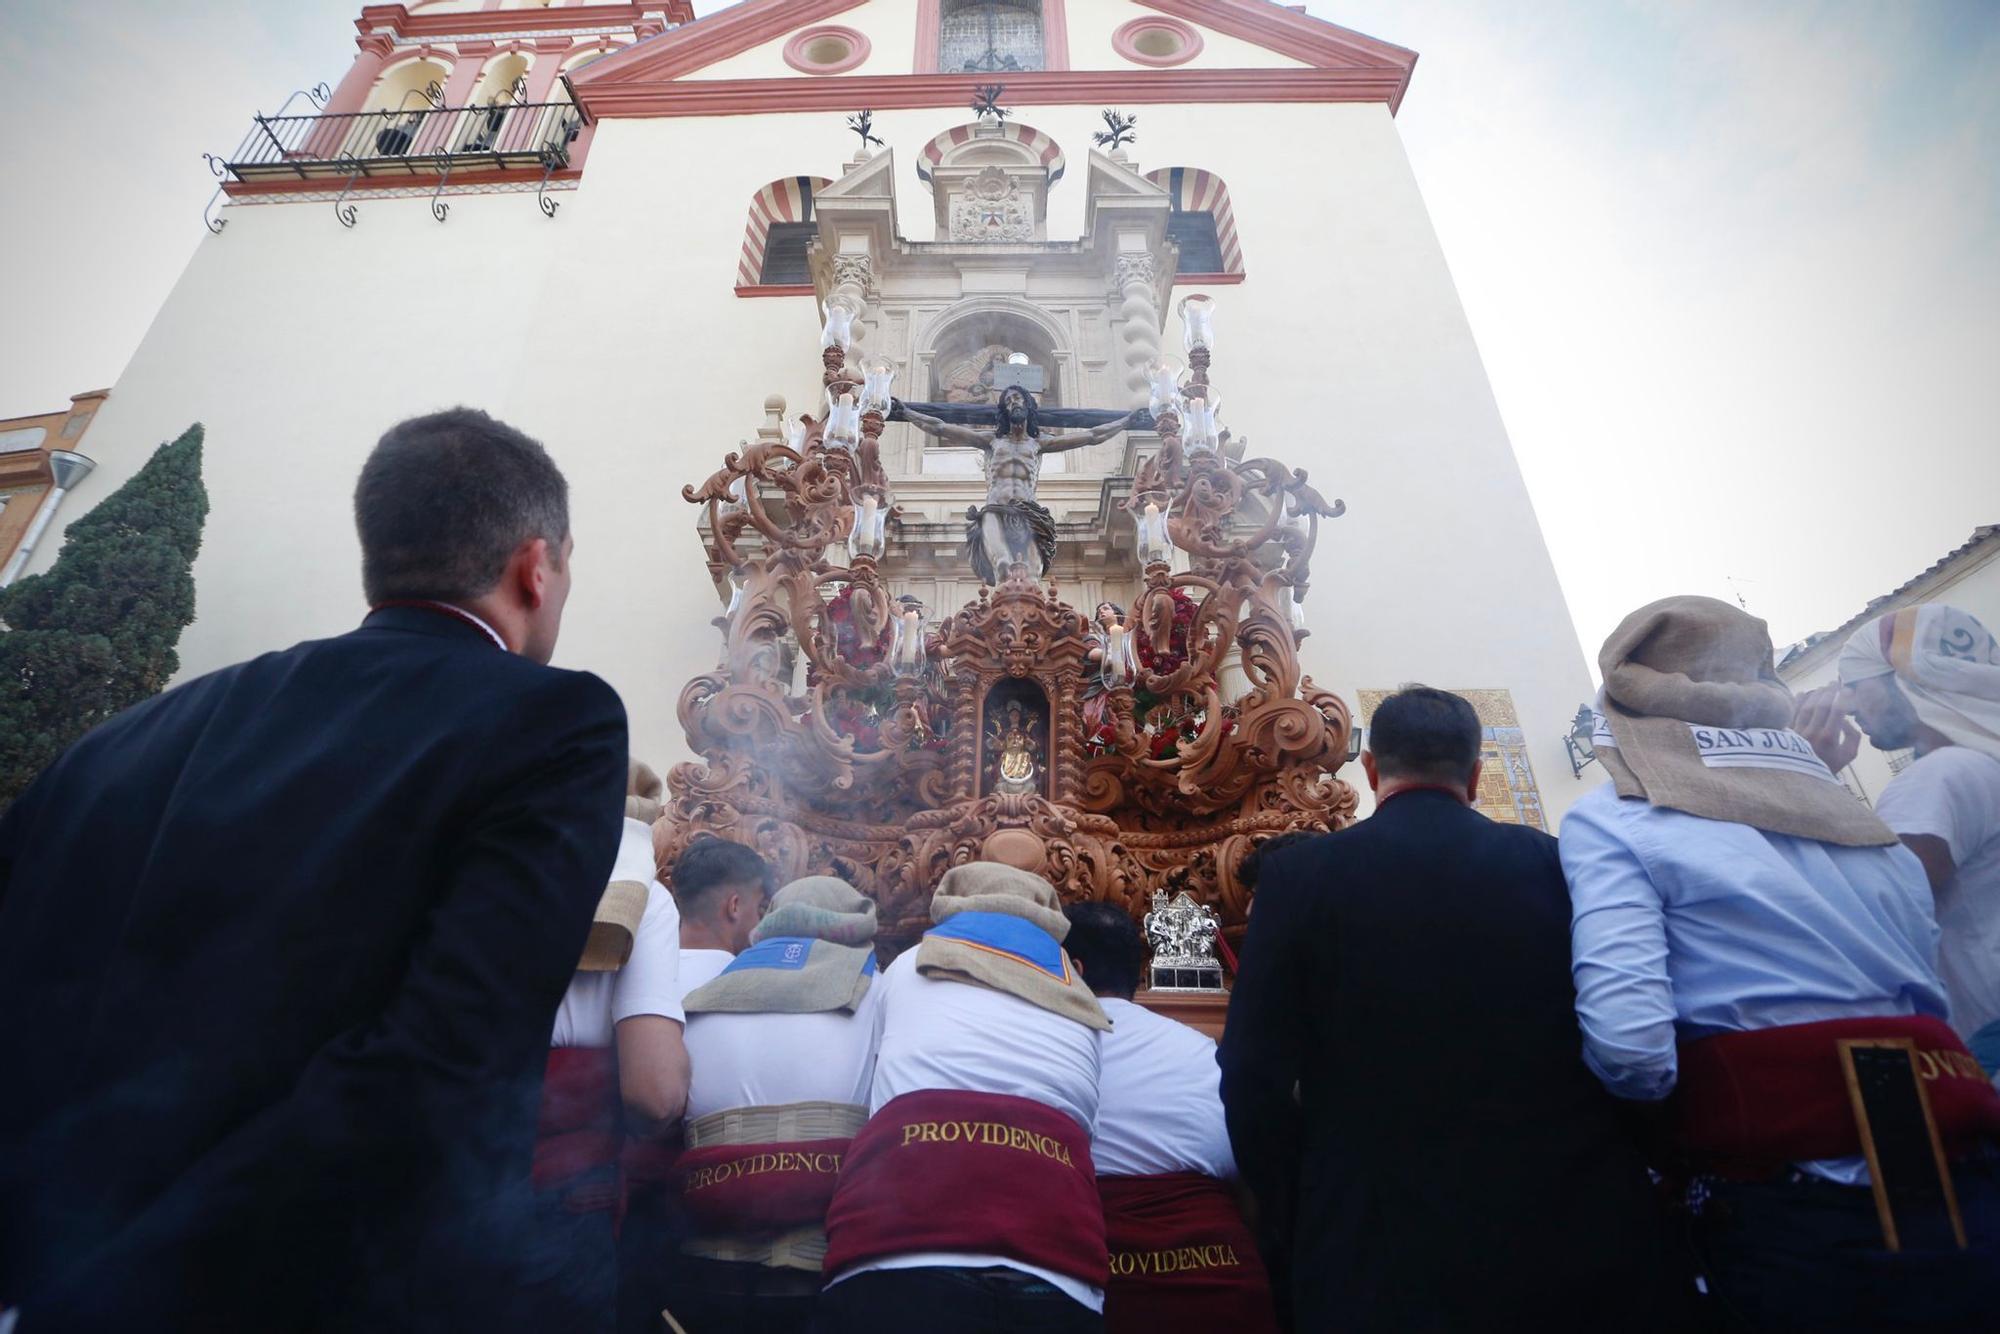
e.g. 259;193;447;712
26;0;1599;823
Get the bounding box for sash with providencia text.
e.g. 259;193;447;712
821;1087;1107;1286
1098;1172;1278;1334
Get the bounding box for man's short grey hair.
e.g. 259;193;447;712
355;407;569;605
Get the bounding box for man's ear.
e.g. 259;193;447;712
1462;758;1484;805
720;888;743;922
1360;751;1380;793
510;536;552;611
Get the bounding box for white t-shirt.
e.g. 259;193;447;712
551;818;683;1048
1091;998;1236;1179
1877;747;2000;1040
678;948;736;1001
684;975;885;1121
835;947;1106;1312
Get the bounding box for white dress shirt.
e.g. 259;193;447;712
1562;783;1947;1181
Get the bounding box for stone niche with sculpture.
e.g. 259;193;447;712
658;125;1360;1010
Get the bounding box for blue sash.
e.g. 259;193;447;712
923;911;1071;983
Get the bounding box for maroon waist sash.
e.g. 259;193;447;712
1674;1015;2000;1179
534;1046;622;1208
822;1088;1107;1288
1098;1172;1276;1334
678;1139;851;1234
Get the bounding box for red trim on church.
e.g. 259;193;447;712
575;67;1412;121
567;0;1414;117
355;3;695;42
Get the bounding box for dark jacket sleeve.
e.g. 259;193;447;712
29;669;629;1329
1217;847;1311;1230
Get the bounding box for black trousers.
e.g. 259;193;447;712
618;1188;686;1334
814;1266;1102;1334
665;1256;820;1334
1693;1157;2000;1333
517;1183;616;1334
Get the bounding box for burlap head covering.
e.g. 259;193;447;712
917;862;1109;1031
1597;595;1895;847
683;876;878;1015
626;759;664;825
1838;605;2000;761
580;816;659;972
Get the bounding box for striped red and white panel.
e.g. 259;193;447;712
738;175;831;288
1145;167;1244;275
916;121;1066;184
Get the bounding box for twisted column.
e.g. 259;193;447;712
1114;253;1162;409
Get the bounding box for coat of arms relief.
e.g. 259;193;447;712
949;166;1034;242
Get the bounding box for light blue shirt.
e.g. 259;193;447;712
1560;783;1947;1104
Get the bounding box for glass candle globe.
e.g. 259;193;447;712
890;608;927;677
1100;620;1137;690
1146;358;1184;420
1183;397;1220;455
1135;495;1174;566
824;391;861;453
1179;294;1217;355
860;357;896;414
848;491;887;561
821;304;855;353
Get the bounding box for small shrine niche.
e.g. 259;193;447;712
980;678;1050;799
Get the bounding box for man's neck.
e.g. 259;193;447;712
1912;725;1955;759
1373;778;1470;807
680;923;736;953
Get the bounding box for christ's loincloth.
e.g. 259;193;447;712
965;499;1056;584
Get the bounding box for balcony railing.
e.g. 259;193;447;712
223;102;584;182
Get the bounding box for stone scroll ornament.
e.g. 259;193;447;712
661;298;1357;955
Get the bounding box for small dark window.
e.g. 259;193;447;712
1167;210;1223;274
760;221;817;285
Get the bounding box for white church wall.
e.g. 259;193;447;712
686;0;921;82
1065;5;1310;71
31;83;1599;820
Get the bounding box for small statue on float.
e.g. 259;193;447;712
986;699;1045;796
901;386;1133;584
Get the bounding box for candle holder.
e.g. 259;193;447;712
848;488;887;562
1099;620;1137;690
821;304;855;355
824;390;862;454
890;608;928;678
1146;358;1184;421
1183;397;1220;456
860;357;896;414
1134;493;1174;567
1179;294;1216;356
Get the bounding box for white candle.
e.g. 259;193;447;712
861;495;878;531
901;610;920;663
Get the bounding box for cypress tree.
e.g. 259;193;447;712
0;423;209;804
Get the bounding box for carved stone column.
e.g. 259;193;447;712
1114;251;1162;410
827;250;874;363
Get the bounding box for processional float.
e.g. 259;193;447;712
662;297;1358;971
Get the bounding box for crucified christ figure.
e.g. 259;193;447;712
902;384;1134;584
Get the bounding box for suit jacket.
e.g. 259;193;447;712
0;605;628;1332
1217;790;1676;1333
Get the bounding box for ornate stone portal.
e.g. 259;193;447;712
663;301;1359;958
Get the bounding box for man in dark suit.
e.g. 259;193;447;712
0;408;629;1332
1218;686;1679;1333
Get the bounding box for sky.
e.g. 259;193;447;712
0;0;1994;660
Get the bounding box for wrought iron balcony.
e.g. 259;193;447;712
222;101;584;182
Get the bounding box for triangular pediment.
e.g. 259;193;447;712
569;0;1417;117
